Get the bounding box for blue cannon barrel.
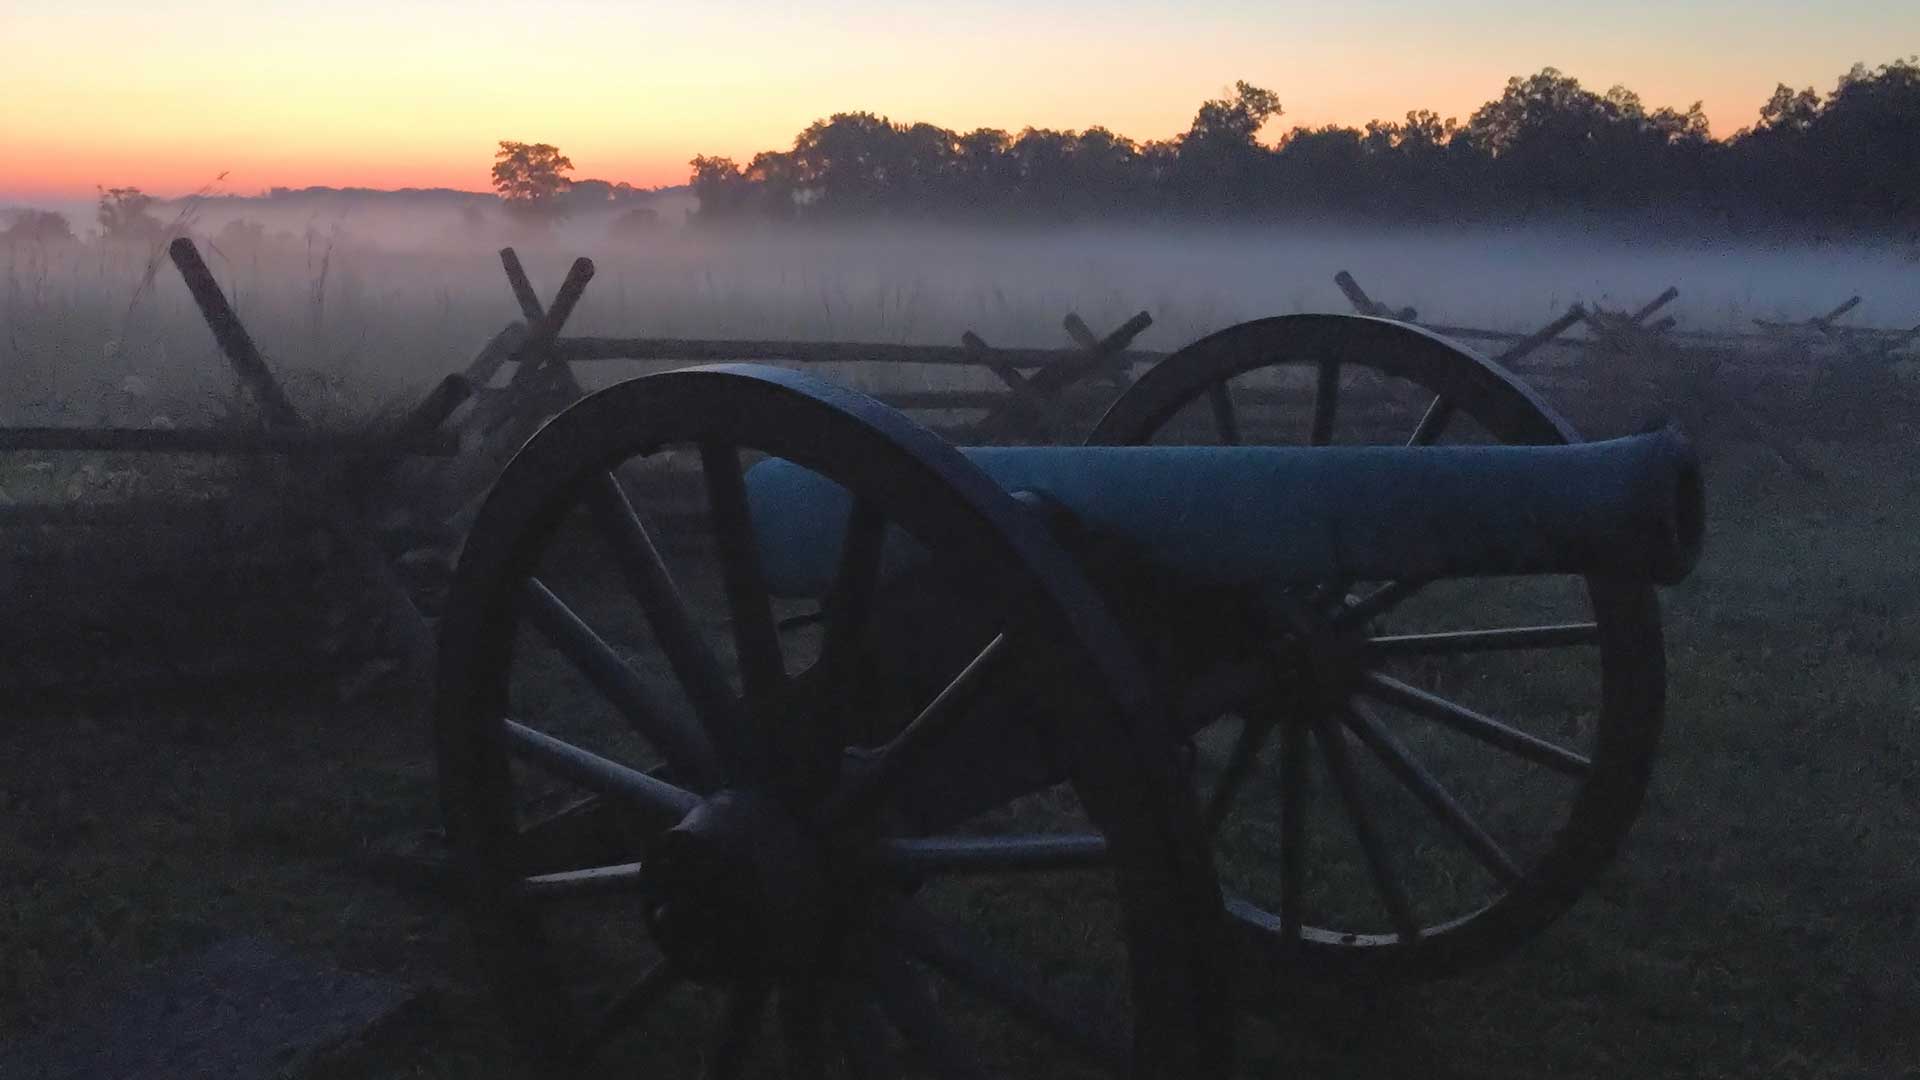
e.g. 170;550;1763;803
744;428;1702;595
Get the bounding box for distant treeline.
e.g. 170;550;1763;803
686;61;1920;229
0;179;685;248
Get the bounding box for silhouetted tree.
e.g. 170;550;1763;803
491;141;574;221
608;206;660;240
788;112;902;216
1275;125;1368;212
1066;126;1146;216
1462;68;1611;206
1008;127;1078;218
567;178;615;204
1;210;76;247
681;60;1920;230
744;151;803;220
688;155;752;222
213;218;268;261
1456;69;1718;210
955;128;1019;215
1352;111;1472;215
95;186;163;244
1725;57;1920;223
1171;81;1282;213
894;122;963;212
1800;58;1920;220
1189;81;1283;144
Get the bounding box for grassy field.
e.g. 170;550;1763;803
1;230;1917;1077
2;420;1916;1077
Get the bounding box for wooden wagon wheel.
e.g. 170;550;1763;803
1086;314;1668;981
435;364;1229;1077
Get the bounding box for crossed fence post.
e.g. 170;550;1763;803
959;310;1154;442
1582;287;1679;353
426;249;596;532
1756;295;1920;384
1583;285;1834;482
1332;269;1587;444
1407;304;1589;444
165;237;448;685
1334;270;1418;322
1804;296;1862;334
355;247;599;887
1331;269;1585;367
1322;270;1825;482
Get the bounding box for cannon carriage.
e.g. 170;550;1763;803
431;313;1702;1076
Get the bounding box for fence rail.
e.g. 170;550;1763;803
2;241;1913;697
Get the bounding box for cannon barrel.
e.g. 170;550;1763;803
745;428;1703;595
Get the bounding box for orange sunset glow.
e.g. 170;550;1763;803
3;1;1917;199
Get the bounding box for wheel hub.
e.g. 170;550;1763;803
640;789;831;982
1267;594;1374;714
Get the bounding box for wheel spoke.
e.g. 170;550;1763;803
517;860;647;900
1334;579;1427;628
1310;356;1339;445
1407;394;1456;446
1202;716;1274;836
567;958;680;1066
1359;672;1593;778
1278;716;1310;944
821;633;1010;825
874;896;1127;1073
1207;383;1241;445
706;982;769;1080
866;948;992;1080
510;792;620;871
1337;704;1523;885
518;576;718;785
586;471;740;783
871;833;1108;875
700;443;786;700
1312;718;1423;944
498;718;700;828
778;608;826;632
1367;623;1599;657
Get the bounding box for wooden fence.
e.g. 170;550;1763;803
0;241;1912;696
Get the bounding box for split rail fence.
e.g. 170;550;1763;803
1;240;1913;697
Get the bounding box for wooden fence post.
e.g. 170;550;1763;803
166;238;437;689
436;252;597;532
168;238;302;428
1334;270;1417;321
1408;303;1587;444
962;311;1152;441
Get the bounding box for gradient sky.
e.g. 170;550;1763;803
3;1;1915;201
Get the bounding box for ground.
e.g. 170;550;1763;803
1;421;1915;1078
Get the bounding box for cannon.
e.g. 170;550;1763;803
432;314;1702;1076
745;434;1701;592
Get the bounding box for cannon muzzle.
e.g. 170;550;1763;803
745;428;1703;594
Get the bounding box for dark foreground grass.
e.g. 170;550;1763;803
2;428;1916;1078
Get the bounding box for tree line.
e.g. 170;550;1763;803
8;60;1911;249
683;60;1920;230
2;148;662;248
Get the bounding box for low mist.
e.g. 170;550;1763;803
4;197;1917;433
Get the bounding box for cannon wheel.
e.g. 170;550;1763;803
436;363;1229;1076
1087;314;1666;981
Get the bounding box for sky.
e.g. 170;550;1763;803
2;0;1915;202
